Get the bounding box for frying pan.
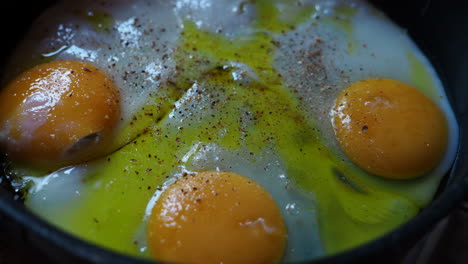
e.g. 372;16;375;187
0;0;467;263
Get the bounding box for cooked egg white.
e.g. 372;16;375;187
3;0;183;149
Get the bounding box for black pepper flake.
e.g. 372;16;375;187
362;125;368;132
83;68;92;72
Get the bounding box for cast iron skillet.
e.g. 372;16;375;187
0;0;467;263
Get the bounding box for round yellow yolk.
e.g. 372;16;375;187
0;60;120;165
331;78;448;179
147;171;287;264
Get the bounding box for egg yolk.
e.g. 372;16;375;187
147;171;287;264
0;60;120;165
331;78;448;179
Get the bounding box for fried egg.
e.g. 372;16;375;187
0;60;121;165
0;0;458;262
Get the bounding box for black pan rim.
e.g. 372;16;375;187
0;131;465;264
